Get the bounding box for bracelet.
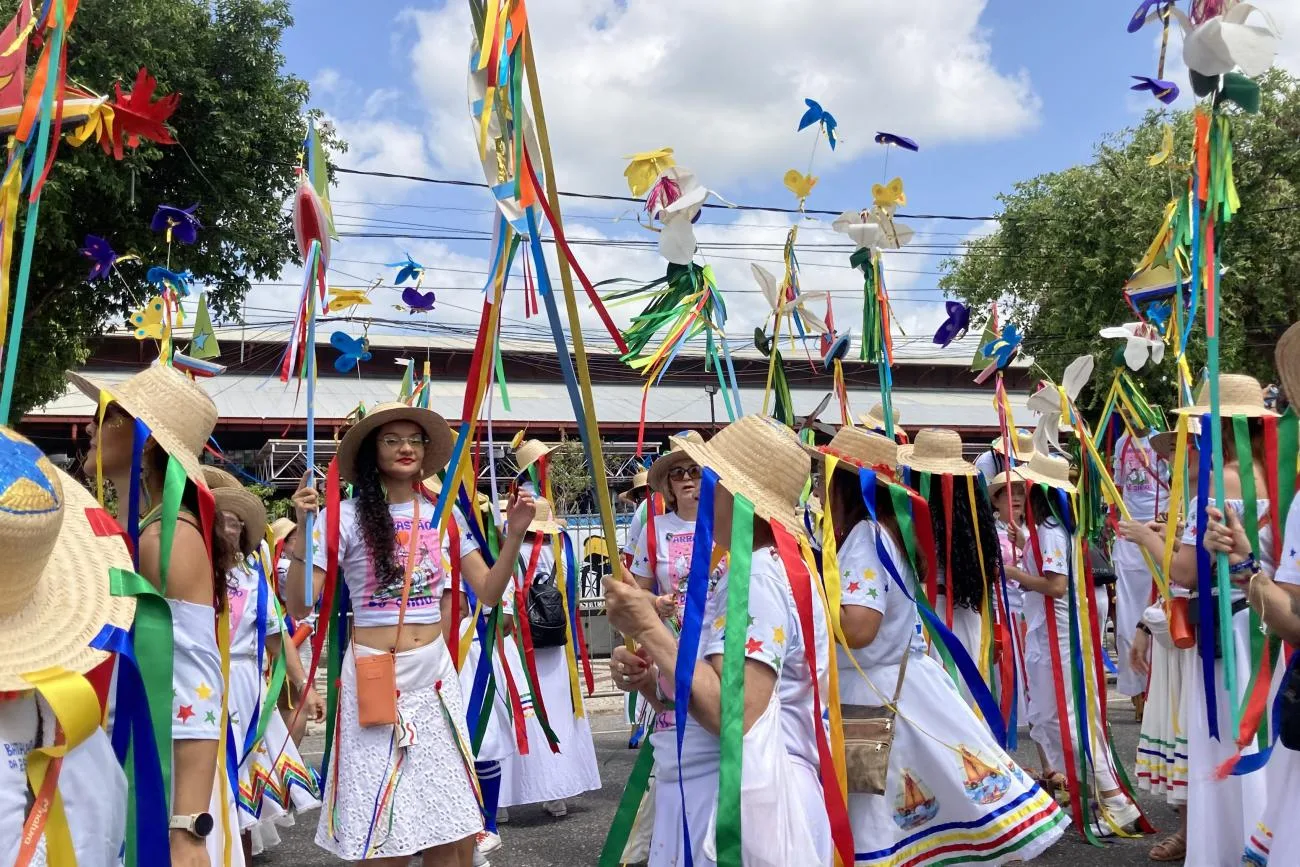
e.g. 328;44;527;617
1229;555;1258;575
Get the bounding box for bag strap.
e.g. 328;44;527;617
891;637;910;704
393;493;421;651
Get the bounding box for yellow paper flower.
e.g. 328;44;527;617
783;169;818;201
623;147;676;197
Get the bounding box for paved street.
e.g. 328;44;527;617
259;687;1181;866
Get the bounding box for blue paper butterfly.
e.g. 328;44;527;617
982;323;1023;369
330;331;372;373
797;98;837;150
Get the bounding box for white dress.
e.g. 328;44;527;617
838;521;1066;866
499;538;601;807
1111;434;1167;697
1135;601;1189;806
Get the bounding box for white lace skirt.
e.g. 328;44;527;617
315;639;483;860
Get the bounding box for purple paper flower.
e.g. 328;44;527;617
402;286;436;312
1128;0;1163;33
874;132;919;152
80;235;118;281
1131;75;1180;105
150;204;201;244
932;301;970;348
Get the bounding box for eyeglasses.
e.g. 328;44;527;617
379;434;429;450
668;465;701;482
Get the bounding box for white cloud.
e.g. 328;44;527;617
313;68;342;94
403;0;1040;192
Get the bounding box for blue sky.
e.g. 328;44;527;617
243;0;1296;349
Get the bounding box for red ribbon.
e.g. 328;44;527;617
942;473;955;628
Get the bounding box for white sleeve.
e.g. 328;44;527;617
630;519;656;582
1275;502;1300;586
838;523;890;616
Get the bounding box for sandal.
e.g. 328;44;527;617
1149;830;1186;862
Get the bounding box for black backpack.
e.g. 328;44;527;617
1281;652;1300;752
526;570;568;648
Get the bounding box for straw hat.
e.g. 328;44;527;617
425;473;490;509
897;429;978;476
0;427;136;692
514;438;556;476
669;416;811;539
986;468;1028;499
858;403;902;435
1172;374;1277;418
619;469;650;505
270;517;297;545
202;466;241;490
66;363;217;491
646;430;707;494
990;428;1035;460
806;425;898;477
201;467;267;556
1015;452;1077;494
336;402;454;484
526;497;566;535
1278;322;1300;407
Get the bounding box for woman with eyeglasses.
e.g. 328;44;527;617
285;404;534;867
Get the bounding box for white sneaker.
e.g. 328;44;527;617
1095;795;1141;834
476;830;503;855
543;799;568;817
472;847;490;867
495;807;509;824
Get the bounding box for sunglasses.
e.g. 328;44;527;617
668;465;701;482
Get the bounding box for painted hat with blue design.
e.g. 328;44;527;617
0;427;135;691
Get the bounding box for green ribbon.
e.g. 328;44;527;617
1233;416;1267;748
715;495;755;867
597;739;656;867
888;483;960;682
156;457;188;592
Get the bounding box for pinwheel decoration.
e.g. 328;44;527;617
1131;75;1180;104
80;235;131;282
1100;321;1166;371
874;131;919;152
401;286;436;313
151;204;201;245
146;266;193;297
1131;1;1280;78
982;323;1023;370
388;254;426;285
101;68;180;160
330;331;372;373
797;98;838;150
932;301;971;348
1027;355;1094;457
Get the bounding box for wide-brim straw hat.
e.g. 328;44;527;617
647;430;707;494
1172;374;1277;418
66;363;217;492
990;428;1035;460
525;497;565;534
1016;452;1077;495
202;466;266;556
669;416;811;539
0;427;136;691
858;403;901;435
619;469;650;505
1151;416;1202;458
986;468;1028;499
1278;322;1300;407
805;425;898;477
514;438;557;476
336;402;454;484
270;517;297;545
897;429;978;476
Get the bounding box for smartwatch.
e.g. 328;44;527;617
169;812;215;839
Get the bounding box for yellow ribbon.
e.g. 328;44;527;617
966;477;995;689
216;605;234;866
65;101;113;148
1161;414;1190;592
0;152;21;356
798;536;848;804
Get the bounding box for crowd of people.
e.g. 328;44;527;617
1;321;1298;867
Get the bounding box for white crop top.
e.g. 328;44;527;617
312;496;479;628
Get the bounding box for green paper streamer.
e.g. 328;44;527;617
598;740;656;867
156;457;188;592
715;494;755;867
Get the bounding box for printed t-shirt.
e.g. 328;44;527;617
1020;519;1071;631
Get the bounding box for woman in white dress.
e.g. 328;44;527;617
285;402;534;867
815;426;1066;866
499;498;601;818
0;427;135;866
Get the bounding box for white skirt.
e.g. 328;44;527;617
315;639;482;860
1245;744;1300;864
1182;605;1271;867
842;650;1067;866
499;644;601;807
457;620;516;764
1136;641;1189;805
1113;540;1154;697
649;751;719;867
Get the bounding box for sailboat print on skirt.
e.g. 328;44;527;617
893;769;940;830
959;746;1012;806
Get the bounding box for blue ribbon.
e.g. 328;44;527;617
127;418;149;562
92;624;169;867
562;532;580;635
859;468;1008;747
672;468;717;867
239;555;270;763
1195;419;1219;740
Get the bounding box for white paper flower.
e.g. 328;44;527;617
1161;4;1281;78
1100;322;1166;371
751;264;829;335
1028;355;1094;457
652;166;728;265
831;209;914;252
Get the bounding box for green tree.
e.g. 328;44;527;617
941;70;1300;412
6;0;342;416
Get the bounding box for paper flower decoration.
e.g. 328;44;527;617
1152;4;1281;78
653;167;726;265
101;68;180;160
1027;355;1094;457
783;170;817;200
1131;75;1180;105
80;235;119;282
932;301;970;348
1100;321;1166;371
832;210;885;251
326;287;372;313
982;323;1023;370
872;177;907;211
623;147;676;197
150;204;200;245
388;254;425;285
797;98;837;150
1148;125;1175;167
330;331;372;373
874;132;919;151
129;296;168;340
1127;0;1164;34
293;178;330;264
1145;300;1173;332
751;264;828;335
146;266;193;297
401;286;436;312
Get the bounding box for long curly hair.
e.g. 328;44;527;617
918;475;997;611
353;430;405;597
828;469;928;586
